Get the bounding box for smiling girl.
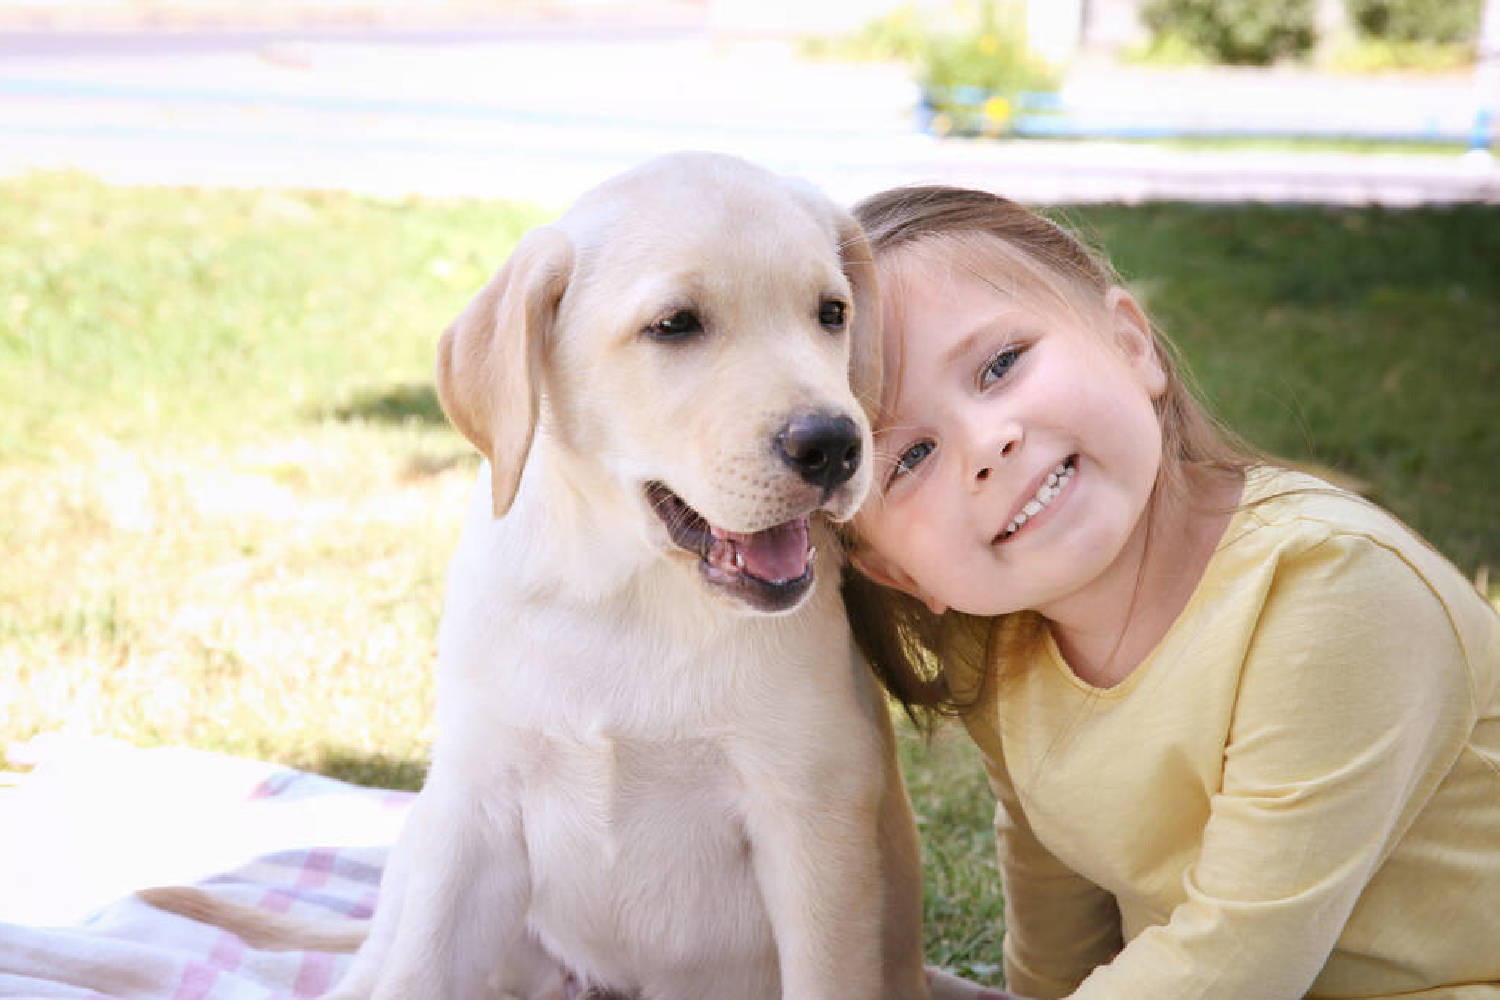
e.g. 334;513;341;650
842;186;1500;999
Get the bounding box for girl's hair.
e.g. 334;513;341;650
841;185;1260;725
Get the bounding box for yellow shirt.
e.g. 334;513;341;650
951;468;1500;999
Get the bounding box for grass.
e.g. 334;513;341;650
2;172;1497;982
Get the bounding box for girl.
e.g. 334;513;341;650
842;186;1500;1000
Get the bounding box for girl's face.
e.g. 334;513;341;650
853;248;1168;619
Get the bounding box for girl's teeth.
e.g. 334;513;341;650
1001;459;1075;539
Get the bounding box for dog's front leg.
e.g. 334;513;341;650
363;778;547;1000
740;773;886;1000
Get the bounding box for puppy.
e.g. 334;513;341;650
146;152;934;1000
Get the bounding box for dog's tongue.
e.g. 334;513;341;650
718;517;811;584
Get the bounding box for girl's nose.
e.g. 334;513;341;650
970;422;1022;487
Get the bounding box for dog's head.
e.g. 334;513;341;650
436;153;879;614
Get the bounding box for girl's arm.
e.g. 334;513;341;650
1068;533;1479;1000
994;783;1122;999
969;725;1123;998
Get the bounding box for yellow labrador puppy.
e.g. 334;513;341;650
145;152;948;1000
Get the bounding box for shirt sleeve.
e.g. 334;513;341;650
968;719;1123;999
1069;532;1476;1000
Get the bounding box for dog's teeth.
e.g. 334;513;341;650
733;549;744;570
807;545;817;563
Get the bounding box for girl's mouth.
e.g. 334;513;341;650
995;456;1077;544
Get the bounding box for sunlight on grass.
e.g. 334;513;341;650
0;425;471;786
0;173;551;785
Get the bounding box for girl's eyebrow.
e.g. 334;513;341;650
940;317;1021;368
940;328;986;368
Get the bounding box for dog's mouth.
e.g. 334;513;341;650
645;482;816;613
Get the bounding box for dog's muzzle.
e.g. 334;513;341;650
646;483;821;614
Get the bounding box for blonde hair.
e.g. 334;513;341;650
841;185;1259;724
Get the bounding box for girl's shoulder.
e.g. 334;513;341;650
1225;464;1497;667
1232;465;1448;572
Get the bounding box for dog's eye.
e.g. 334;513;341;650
818;299;847;332
648;309;703;341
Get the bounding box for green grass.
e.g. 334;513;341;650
0;172;548;460
2;172;1496;984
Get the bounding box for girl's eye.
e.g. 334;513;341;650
980;345;1024;389
889;440;934;484
648;309;703;341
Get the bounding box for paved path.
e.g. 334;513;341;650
1;8;1497;206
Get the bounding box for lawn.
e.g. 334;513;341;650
1;172;1496;981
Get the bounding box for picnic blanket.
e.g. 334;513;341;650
0;737;1004;1000
0;736;411;999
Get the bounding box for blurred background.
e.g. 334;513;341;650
2;0;1497;980
3;0;1499;203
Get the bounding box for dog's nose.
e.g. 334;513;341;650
776;411;861;492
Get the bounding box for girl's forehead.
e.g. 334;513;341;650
877;242;1089;344
878;236;1081;318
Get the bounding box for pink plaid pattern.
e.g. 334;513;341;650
0;766;405;1000
0;759;1008;999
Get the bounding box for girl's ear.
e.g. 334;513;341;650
1105;287;1167;400
849;546;949;616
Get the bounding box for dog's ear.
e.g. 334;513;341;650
834;212;882;423
435;226;573;518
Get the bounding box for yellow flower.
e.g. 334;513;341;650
983;95;1012;124
978;33;999;55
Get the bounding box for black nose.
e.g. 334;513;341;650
776;411;861;492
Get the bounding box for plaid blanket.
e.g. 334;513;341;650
0;737;1007;1000
0;737;410;1000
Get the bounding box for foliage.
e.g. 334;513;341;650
797;2;930;63
1345;0;1482;44
802;1;1060;121
1141;0;1317;65
1323;36;1477;72
916;1;1061;96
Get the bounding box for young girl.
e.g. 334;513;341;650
842;185;1500;1000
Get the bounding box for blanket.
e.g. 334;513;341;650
0;736;411;999
0;737;1004;1000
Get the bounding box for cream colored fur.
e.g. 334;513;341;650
143;153;964;1000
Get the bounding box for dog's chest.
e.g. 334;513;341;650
516;732;773;985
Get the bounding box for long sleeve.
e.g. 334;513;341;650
1066;533;1478;1000
981;743;1122;999
947;615;1122;995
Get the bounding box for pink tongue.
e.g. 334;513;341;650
724;518;810;584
